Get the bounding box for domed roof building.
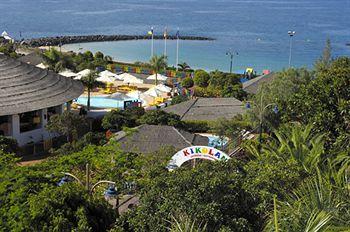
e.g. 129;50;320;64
0;53;84;146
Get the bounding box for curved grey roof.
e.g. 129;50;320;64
0;53;84;116
114;124;209;154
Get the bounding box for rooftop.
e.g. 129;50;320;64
114;124;208;154
17;52;44;66
0;53;84;116
163;97;245;121
242;73;276;94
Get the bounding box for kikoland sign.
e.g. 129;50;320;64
167;146;230;170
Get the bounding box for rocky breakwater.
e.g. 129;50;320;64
22;34;215;47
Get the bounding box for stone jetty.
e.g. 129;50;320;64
22;34;215;47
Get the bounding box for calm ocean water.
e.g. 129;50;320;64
1;0;349;72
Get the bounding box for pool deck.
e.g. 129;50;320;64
113;81;155;90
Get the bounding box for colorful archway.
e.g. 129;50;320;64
167;146;230;170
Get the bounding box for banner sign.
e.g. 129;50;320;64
167;146;230;170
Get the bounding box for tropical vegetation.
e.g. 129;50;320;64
80;70;105;111
0;41;349;231
190;69;247;100
42;48;113;73
149;55;168;85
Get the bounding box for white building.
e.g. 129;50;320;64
0;53;84;146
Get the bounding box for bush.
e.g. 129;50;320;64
0;43;18;58
183;120;210;133
181;77;194;89
137;110;184;128
0;136;18;154
46;111;87;142
28;184;116;231
194;86;220;97
171;95;188;105
192;71;247;100
51;132;107;156
115;160;261;231
102;107;145;131
193;69;210;87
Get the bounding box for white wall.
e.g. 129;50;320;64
10;104;64;146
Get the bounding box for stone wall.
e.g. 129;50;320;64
22;34;215;47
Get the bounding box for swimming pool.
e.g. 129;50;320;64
75;96;137;109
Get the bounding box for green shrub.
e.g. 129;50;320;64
137;110;184;128
0;136;18;153
102;107;145;131
184;120;210;133
181;77;194;89
193;69;210;87
171;95;188;105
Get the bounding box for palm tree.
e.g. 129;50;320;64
42;48;73;72
167;214;207;232
245;123;325;174
41;48;61;72
178;62;191;71
80;70;104;111
149;55;168;85
104;55;113;62
264;173;350;231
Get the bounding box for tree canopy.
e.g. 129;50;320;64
41;48;113;73
193;69;210;87
137;110;184;128
192;70;247;100
149;55;168;85
46;111;87;142
115;160;262;232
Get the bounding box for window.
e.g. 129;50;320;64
0;116;10;136
47;105;61;121
20;110;42;133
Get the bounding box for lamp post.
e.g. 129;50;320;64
245;89;278;151
58;164;118;209
226;51;238;74
104;185;119;213
288;30;296;68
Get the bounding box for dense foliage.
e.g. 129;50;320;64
50;132;107;156
42;48;113;73
0;43;18;58
1;41;349;231
193;69;210;87
137;110;184;128
46;111;87;142
249;56;350;152
192;70;247;100
115;160;262;232
0;136;18;153
149;55;168;85
285;57;350;146
246;68;311;130
171;95;189;105
181;77;194;89
0;150;116;231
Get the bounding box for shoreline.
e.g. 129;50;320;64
21;34;215;47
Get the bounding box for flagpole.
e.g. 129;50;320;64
176;28;179;71
151;27;154;58
164;27;167;57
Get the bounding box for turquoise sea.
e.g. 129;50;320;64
1;0;349;72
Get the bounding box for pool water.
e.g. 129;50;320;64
75;96;137;109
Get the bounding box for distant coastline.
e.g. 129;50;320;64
21;34;215;47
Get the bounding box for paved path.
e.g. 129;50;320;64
118;194;140;214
